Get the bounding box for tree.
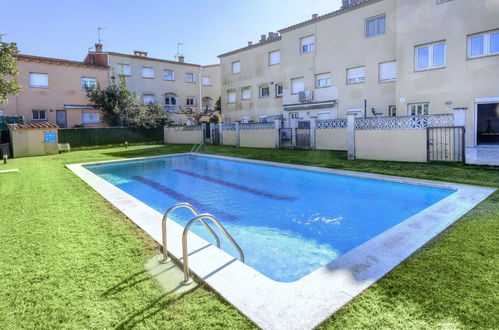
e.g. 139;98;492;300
87;75;172;128
0;41;21;104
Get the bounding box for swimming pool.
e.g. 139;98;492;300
84;154;454;282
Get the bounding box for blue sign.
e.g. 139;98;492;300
44;131;57;143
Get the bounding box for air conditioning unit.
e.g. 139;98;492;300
298;90;314;102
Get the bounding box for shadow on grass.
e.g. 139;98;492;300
102;145;191;159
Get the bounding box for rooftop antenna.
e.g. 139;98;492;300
174;42;184;60
97;27;106;44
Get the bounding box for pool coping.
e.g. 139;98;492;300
66;153;495;330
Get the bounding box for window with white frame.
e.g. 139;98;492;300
185;73;195;83
32;109;47;120
300;36;315;54
316;73;332;88
81;77;97;90
202;76;212;86
227;91;236;104
143;94;155;105
259;85;270;98
164;94;177;111
142;67;154;78
241;88;251;100
82;111;100;124
318;111;331;120
275;83;283;97
29;73;48;88
379;61;397;82
232;61;240;74
164;70;175;81
468;30;499;58
415;42;446;70
408;103;429;116
269;50;280;65
347;67;366;84
117;63;131;76
186;97;196;106
291;77;304;94
366;15;386;37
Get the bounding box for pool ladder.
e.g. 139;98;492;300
190;143;206;153
161;203;245;284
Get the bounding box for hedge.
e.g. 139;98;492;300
58;127;163;147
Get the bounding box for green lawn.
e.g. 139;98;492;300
0;144;497;329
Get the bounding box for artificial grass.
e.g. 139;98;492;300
0;144;497;329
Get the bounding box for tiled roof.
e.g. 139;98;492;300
15;54;108;69
107;52;201;67
278;0;382;33
8;123;59;129
217;36;282;58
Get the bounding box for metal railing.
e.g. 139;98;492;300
161;203;220;262
190;143;205;153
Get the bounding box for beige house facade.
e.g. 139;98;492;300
85;46;221;124
219;0;499;147
1;54;109;128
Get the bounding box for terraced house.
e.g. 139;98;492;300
219;0;499;149
85;44;221;124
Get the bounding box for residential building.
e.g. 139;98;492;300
1;53;109;128
218;0;499;148
85;45;221;124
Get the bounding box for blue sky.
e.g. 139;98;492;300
1;0;342;65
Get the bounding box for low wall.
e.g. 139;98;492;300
316;128;347;151
222;130;237;146
164;127;203;144
240;129;275;148
355;129;427;162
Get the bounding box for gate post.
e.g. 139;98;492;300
290;119;298;148
274;119;281;148
219;123;224;145
310;118;317;149
201;123;207;144
236;122;240;147
347;109;361;160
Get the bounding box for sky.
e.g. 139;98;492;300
1;0;342;65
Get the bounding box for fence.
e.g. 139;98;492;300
59;127;164;147
164;125;203;145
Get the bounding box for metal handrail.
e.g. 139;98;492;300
190;144;199;152
181;213;245;283
161;203;220;262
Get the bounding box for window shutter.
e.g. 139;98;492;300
379;61;396;82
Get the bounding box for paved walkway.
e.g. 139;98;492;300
466;147;499;166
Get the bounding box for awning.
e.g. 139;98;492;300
283;100;337;111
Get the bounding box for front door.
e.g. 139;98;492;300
56;110;67;128
476;103;499;146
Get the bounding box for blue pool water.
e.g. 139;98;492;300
85;155;454;282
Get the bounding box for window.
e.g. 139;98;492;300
186;97;196;106
81;78;97;90
185;73;195;83
366;15;386;37
227;91;236;104
0;110;4;117
241;88;251;100
164;70;175;81
347;66;366;84
290;113;299;119
143;94;155;105
29;73;48;88
232;61;240;74
275;84;283;97
32;109;47;120
379;61;397;82
316;73;332;88
291;77;304;94
259;86;270;98
436;0;450;3
202;76;211;86
318;111;331;120
301;36;315;54
117;63;131;76
164;94;178;111
415;42;446;70
388;105;397;116
468;30;499;58
142;67;154;78
269;50;280;65
82;111;100;124
408;103;429;116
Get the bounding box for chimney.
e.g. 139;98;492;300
133;50;148;57
312;14;318;19
248;41;253;47
260;34;267;42
95;43;103;52
268;32;274;39
178;55;185;63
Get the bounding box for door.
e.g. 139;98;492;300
296;120;311;149
476;103;499;146
56;110;67;128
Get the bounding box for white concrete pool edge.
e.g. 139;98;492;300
66;153;495;330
